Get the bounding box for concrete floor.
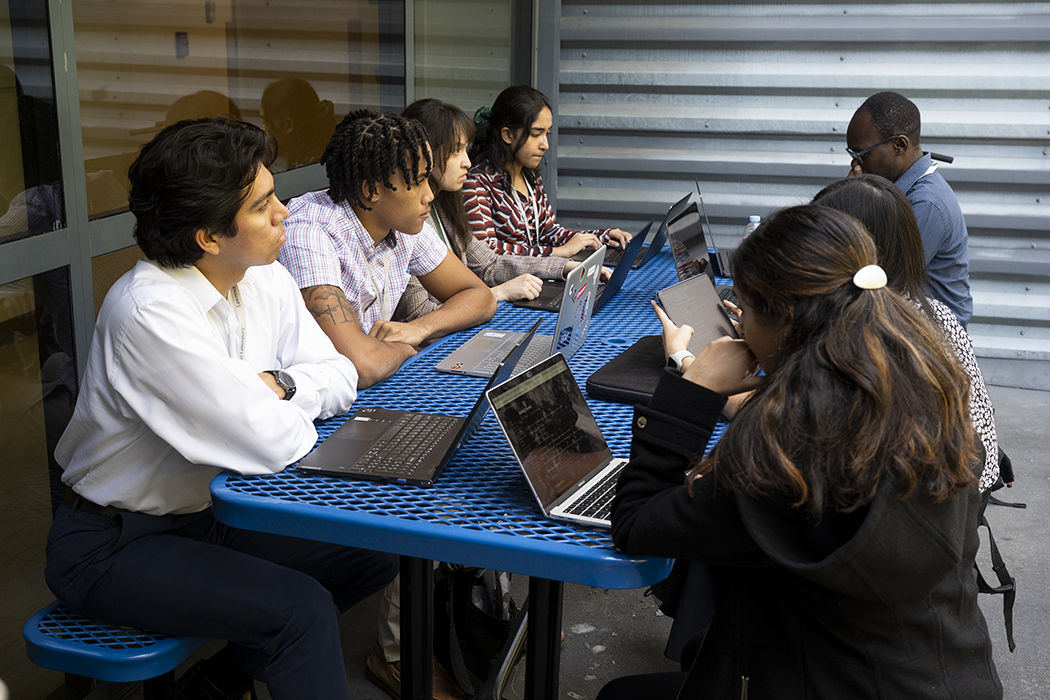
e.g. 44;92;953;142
3;384;1045;700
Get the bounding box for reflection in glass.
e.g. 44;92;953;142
0;269;76;523
74;0;407;219
0;0;64;243
261;78;337;173
413;0;513;115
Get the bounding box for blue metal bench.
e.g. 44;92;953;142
24;601;206;698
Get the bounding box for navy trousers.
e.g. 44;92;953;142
45;504;398;700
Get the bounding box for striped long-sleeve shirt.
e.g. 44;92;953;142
461;159;612;257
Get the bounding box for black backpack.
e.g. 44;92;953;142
433;565;520;697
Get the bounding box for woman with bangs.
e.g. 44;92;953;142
600;205;1000;700
394;98;581;322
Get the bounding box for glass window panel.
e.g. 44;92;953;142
92;244;142;317
413;0;513;114
0;0;64;243
74;0;407;219
0;269;76;540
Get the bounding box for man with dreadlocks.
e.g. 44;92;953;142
280;110;495;387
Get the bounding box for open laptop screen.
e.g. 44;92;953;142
488;355;612;508
667;203;715;282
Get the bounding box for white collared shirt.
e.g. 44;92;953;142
56;259;359;515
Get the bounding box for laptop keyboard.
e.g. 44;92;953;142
562;462;626;521
510;336;553;376
355;413;459;475
717;287;736;304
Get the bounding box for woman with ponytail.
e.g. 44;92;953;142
461;86;632;258
811;174;1000;492
601;205;1001;700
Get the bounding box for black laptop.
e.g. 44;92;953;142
511;245;606;312
665;195;736;304
570;220;664;269
295;321;540;486
515;222;651;314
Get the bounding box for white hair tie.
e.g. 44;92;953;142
853;264;887;290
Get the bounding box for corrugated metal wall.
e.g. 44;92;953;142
544;1;1050;389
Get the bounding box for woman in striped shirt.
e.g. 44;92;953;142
462;86;632;258
393;98;585;323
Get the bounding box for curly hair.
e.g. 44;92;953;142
321;109;432;210
402;98;476;253
127;117;276;268
857;91;921;144
469;85;551;192
697;205;976;518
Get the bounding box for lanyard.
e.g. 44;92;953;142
229;283;247;360
510;176;541;248
921;162;939;179
431;210;453;252
366;247;391;322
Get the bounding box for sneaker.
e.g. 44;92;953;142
364;639;465;700
177;649;257;700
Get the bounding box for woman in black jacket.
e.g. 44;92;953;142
603;205;1001;700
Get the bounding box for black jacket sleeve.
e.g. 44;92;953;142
610;369;767;566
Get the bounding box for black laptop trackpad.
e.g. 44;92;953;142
337;407;400;433
312;407;398;461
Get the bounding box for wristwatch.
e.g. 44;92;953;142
265;369;296;400
666;349;695;371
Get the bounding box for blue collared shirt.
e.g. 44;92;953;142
895;152;972;327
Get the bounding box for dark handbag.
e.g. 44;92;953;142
586;335;666;404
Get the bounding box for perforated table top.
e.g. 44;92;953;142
212;250;729;589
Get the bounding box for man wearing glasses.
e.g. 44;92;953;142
846;91;972;327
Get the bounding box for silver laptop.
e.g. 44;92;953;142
295;321;540;486
517;222;651;314
436;247;605;378
487;353;628;529
656;274;738;356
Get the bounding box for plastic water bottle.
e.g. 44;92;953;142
743;215;761;240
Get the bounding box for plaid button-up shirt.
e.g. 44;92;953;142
279;190;446;333
394;211;570;323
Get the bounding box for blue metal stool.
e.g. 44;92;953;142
24;601;206;699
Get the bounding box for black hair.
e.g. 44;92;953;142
811;175;934;319
857;91;921;144
127;117;276;268
470;85;551;191
402;98;476;253
321;109;432;210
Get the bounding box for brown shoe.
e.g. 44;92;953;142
364;640;465;700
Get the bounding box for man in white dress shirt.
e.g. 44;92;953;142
44;117;397;700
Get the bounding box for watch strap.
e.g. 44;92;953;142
667;349;695;371
265;369;296;400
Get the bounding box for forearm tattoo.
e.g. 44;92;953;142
303;285;360;327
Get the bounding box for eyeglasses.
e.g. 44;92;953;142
846;134;902;162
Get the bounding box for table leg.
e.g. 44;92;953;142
524;577;564;700
400;556;434;700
